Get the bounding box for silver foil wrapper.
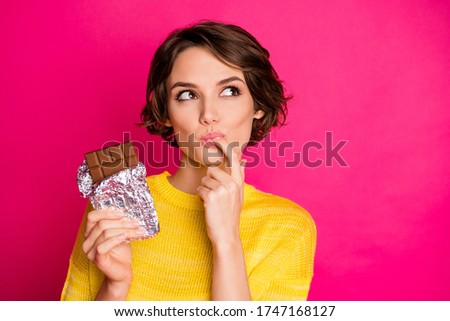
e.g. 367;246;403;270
77;160;159;239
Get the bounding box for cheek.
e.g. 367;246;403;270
168;107;197;133
224;112;255;142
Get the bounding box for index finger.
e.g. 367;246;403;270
212;137;243;180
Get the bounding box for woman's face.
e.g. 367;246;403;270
165;46;264;167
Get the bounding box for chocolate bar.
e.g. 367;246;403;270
77;142;160;240
85;141;138;183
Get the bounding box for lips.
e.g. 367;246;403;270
200;132;224;147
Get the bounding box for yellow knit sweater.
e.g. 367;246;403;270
61;171;316;301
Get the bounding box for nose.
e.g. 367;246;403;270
199;99;219;125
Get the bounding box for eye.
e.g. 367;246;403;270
175;90;198;101
220;86;241;97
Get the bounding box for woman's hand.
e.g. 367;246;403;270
196;138;251;300
196;138;246;244
82;208;144;300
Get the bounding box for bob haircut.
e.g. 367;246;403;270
140;21;290;147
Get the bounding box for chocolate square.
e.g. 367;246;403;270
84;141;138;183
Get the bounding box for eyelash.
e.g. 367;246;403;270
175;90;197;101
174;86;241;101
222;86;241;97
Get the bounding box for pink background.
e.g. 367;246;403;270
1;0;449;300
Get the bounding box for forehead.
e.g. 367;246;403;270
167;47;244;85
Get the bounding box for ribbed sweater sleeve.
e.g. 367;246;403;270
255;207;316;300
61;202;94;300
241;194;317;300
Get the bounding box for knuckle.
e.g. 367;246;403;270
81;242;89;254
97;220;107;231
216;185;227;195
87;251;95;262
103;229;112;239
95;246;105;256
87;210;96;222
205;191;215;202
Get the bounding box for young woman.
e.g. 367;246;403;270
61;21;316;301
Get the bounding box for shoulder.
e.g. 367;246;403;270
145;171;172;197
243;184;316;237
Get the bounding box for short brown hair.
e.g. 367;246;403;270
140;21;290;147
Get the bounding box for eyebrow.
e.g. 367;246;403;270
169;76;245;91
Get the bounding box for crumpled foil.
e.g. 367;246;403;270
77;160;159;239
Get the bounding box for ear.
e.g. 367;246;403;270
164;118;173;127
253;110;265;119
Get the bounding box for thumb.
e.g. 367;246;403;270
240;159;247;179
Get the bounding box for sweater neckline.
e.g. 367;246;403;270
155;171;255;210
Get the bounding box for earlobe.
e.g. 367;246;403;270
164;119;173;127
253;110;265;119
